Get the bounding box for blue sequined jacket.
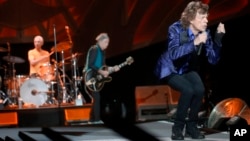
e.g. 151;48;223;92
154;21;224;79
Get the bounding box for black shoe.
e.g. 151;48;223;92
185;127;205;139
171;127;184;140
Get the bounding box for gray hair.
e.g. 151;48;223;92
95;33;109;42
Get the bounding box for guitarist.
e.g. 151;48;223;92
83;33;120;124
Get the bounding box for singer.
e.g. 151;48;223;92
154;1;225;140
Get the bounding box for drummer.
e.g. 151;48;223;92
28;35;53;77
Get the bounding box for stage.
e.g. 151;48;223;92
0;99;230;141
0;85;245;140
0;120;229;141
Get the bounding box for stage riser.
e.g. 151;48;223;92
0;112;18;126
0;105;91;127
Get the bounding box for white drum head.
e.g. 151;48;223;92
20;78;48;107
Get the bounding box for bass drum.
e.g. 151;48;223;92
20;78;48;107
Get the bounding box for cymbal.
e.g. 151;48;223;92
58;62;70;67
51;42;72;52
2;55;25;63
0;47;8;52
64;52;83;61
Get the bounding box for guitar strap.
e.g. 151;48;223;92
82;46;93;95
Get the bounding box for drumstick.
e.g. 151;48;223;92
49;51;55;56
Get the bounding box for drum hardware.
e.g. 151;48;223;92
50;25;84;104
51;24;63;105
0;90;13;105
46;81;58;105
60;50;68;103
4;62;18;98
71;53;84;104
52;58;73;104
51;46;69;104
64;25;82;104
31;89;55;95
64;52;82;61
57;61;70;67
2;43;25;64
2;43;26;99
2;56;25;64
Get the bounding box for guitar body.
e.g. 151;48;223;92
84;68;112;92
83;56;134;92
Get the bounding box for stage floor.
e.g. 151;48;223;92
0;120;229;141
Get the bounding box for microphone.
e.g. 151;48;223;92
196;31;208;55
197;43;203;55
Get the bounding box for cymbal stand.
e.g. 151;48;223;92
2;66;13;105
8;62;18;104
60;50;68;103
7;42;18;102
52;24;64;105
71;54;85;103
6;42;12;78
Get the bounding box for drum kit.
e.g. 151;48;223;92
0;42;85;108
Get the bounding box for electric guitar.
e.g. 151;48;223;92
84;56;134;92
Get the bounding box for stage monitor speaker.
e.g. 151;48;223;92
208;98;250;131
135;85;180;121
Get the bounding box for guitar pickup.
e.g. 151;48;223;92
86;78;96;85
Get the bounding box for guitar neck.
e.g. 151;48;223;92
118;62;128;69
108;61;128;74
107;56;133;74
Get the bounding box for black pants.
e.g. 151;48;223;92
161;71;205;129
89;91;101;121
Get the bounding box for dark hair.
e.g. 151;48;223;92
180;1;209;28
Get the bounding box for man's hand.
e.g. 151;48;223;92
217;22;225;34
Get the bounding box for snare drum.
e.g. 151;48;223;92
20;78;48;107
39;63;55;82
